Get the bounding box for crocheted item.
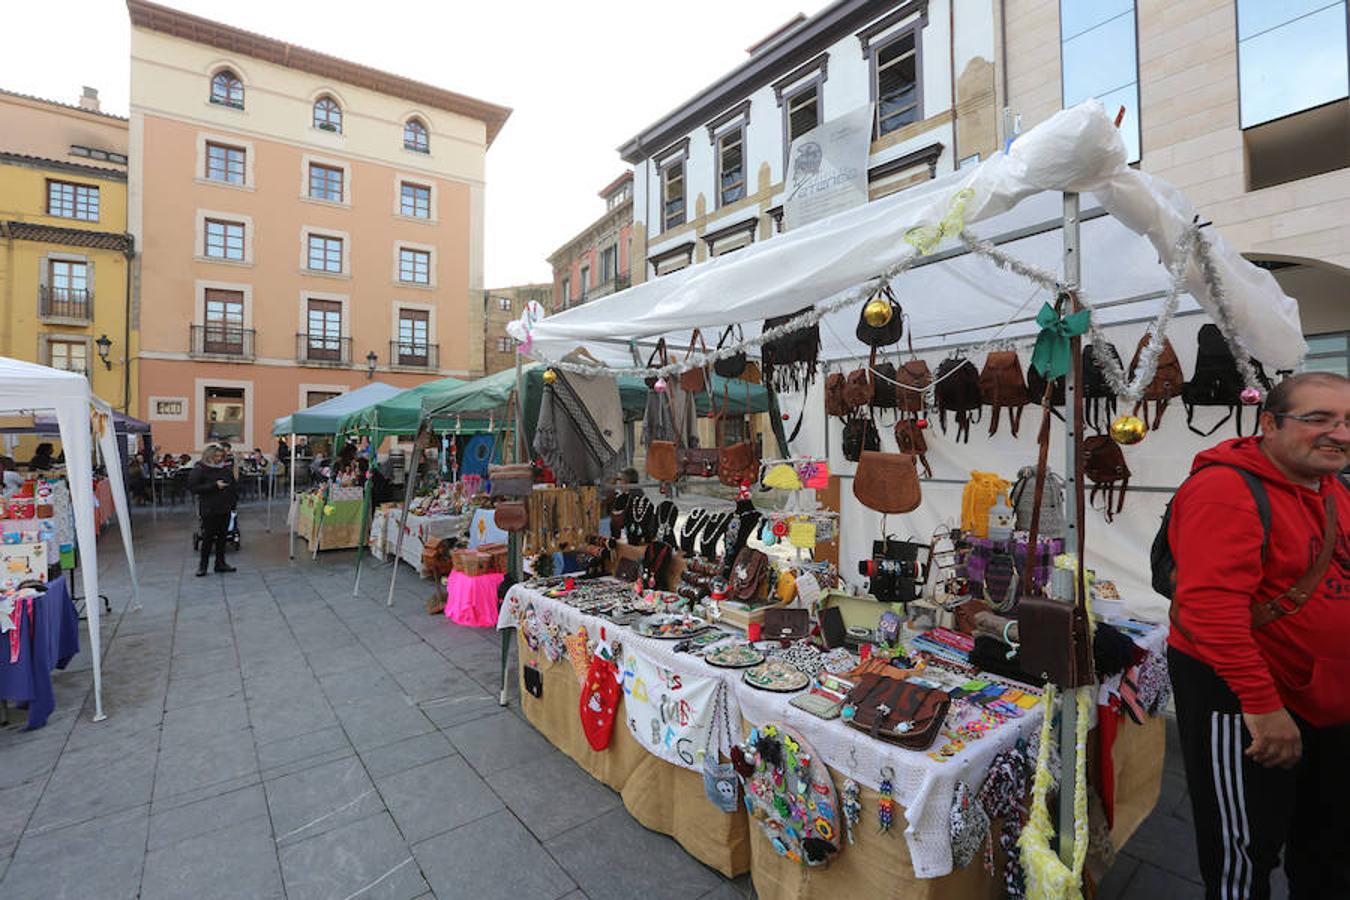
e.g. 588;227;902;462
1135;649;1172;714
1018;685;1092;900
978;742;1034;899
950;780;990;869
769;641;825;679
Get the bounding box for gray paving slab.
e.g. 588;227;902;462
376;755;503;844
147;781;271;851
279;811;428;900
152;726;258;806
486;749;622;841
0;804;148;900
141;816;285;900
546;806;723;900
266;755;383;847
415;808;576;900
359;730;456;780
443;709;557;775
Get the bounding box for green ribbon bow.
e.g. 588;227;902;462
1030;303;1091;380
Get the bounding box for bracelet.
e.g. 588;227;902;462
1002;619;1019;647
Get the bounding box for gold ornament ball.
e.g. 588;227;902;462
542;368;558;385
1109;414;1148;445
863;297;894;328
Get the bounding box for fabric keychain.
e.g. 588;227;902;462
580;637;622;751
878;766;896;834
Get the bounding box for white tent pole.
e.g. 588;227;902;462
1059;191;1081;867
288;438;297;560
59;405;104;721
97;418;141;611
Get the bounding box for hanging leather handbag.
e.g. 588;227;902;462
979;350;1030;437
1083;434;1130;522
644;338;670;389
1017;595;1095;687
844;673;949;750
489;464;534;497
493;501;529;532
713;324;748;379
717;441;758;488
727;547;769;601
761;307;821;393
762;608;811;641
841;415;879;463
935;356;983;442
844;367;874;411
646;441;678;483
871;359;899;410
677;447;719;479
852;450;921;514
1129;334;1184;431
680;329;709;393
894;419;932;478
855;285;904;348
824;372;850;419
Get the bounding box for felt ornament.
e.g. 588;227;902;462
579;643;622;751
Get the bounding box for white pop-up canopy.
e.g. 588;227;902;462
511;101;1302;371
0;357;141;721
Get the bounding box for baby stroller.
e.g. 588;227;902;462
192;509;241;552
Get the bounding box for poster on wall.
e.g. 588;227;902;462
782;104;874;232
622;650;723;771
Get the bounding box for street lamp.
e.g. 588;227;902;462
95;334;113;370
366;350;378;379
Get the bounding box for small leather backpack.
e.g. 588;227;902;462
1084;434;1130;522
935;356;982;443
978;351;1030;437
1128;335;1184;431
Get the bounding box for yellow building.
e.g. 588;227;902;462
0;88;135;413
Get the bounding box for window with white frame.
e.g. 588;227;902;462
498;296;512;311
47;337;88;374
307;234;343;273
204;219;246;261
397;308;430;364
560;277;570;308
717;128;746;206
398;247;430;284
661;160;685;231
579;265;590;299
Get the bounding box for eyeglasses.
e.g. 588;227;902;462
1274;412;1350;432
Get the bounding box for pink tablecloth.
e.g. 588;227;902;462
444;571;505;628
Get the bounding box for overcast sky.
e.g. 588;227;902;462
1;0;826;286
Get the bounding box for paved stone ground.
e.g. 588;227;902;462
0;501;1283;899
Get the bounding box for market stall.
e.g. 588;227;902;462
292;484;365;549
484;100;1301;898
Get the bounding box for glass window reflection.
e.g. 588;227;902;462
1238;3;1349;127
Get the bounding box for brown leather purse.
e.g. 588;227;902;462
852;450;921;514
680;330;709;393
762;608;811;641
824;372;850;418
1083;434;1130;522
727;547;769;601
844;673;949;750
677;447;719;479
488;464;534;497
844;367;873;411
493;501;529;532
646;441;678;483
979;350;1030;437
894;419;931;478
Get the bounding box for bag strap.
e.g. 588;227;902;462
685;329;708;363
1251;491;1339;628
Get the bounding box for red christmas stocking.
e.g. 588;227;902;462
580;654;620;751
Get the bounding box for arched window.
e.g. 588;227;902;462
210;70;244;109
313;96;342;133
403;118;429;153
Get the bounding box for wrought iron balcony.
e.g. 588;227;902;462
296;333;352;366
190;324;255;359
389;340;438;368
39;285;92;321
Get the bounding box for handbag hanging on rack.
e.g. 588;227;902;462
680;329;710;394
841;414;879;463
716;377;759;488
852;451;921;515
712;324;748;379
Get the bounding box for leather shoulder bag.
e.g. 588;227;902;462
852;450;921;515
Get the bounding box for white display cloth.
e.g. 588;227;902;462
622;650;724;769
0;357;142;722
367;508;469;568
500;584;1041;878
510;101;1303;371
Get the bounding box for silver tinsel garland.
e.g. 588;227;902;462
520;193;1270;402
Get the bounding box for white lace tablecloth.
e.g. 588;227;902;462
499;583;1052;878
367;509;469;570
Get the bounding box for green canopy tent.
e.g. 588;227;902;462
334;375;470;444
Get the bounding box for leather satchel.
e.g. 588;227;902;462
855;285;904;348
896;359;932;415
680;330;709;393
841;415;879;462
718;439;759;488
979;350;1030;437
824;372;850;419
492;501;529;532
844;367;873;411
489;464;534;498
678;447;719;479
1084;434;1130;522
894;419;931;478
727;547;769;601
844;673;949;750
647;441;678;483
1017;595;1095;687
853;450;921;514
762;608;811;641
713;324;747;379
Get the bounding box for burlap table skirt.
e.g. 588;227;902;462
514;632;1164;895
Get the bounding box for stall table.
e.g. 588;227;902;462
293;486;365;550
0;576;79;730
499;583;1165;898
368;506;470;571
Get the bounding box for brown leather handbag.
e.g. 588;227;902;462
896;360;932;414
894;419;932;479
844;673;949;750
824;372;850;418
1128;335;1184;430
680;329;709;393
488;464;534;497
718;441;758;488
852;450;921;514
727;547;769;601
979;351;1030;437
646;441;678;483
1083;434;1130;522
678;447;719;479
762;608;811;641
493;501;529;532
1017;595;1095;687
844;368;873;411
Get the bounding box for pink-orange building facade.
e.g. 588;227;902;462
127;0;509;450
547;172;633;312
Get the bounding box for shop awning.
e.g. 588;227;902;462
273;382;404;436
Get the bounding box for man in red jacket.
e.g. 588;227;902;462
1168;371;1350;900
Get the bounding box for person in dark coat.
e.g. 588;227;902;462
188;444;238;576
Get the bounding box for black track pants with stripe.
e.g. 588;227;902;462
1169;647;1350;900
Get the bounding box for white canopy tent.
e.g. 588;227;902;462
0;357;142;721
510;101;1307;621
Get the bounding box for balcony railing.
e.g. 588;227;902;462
39;285;92;321
296;332;351;366
389;341;438;369
190;324;255;359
